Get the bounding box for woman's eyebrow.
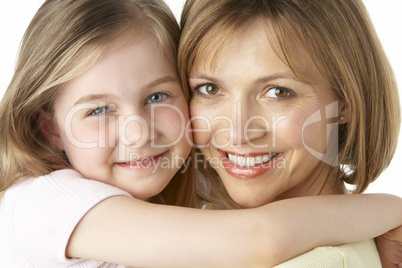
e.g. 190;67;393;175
254;74;299;83
189;74;221;83
190;73;298;84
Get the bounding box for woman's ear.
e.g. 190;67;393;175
339;102;350;124
36;110;64;151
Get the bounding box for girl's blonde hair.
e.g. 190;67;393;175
179;0;400;208
0;0;198;208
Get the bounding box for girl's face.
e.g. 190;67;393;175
52;35;191;200
189;20;346;208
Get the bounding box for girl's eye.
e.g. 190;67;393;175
146;93;168;104
263;87;292;99
195;83;222;96
89;106;112;116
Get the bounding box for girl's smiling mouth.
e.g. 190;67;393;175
115;152;167;169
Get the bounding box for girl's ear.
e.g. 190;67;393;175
36;110;64;151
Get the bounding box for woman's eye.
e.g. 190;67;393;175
89;106;112;116
263;87;292;99
146;93;168;104
195;83;222;96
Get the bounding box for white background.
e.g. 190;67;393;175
0;0;400;196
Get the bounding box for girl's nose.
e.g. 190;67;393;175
119;114;151;148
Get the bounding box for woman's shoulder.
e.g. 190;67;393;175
274;239;381;268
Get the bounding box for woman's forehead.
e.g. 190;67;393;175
190;19;324;84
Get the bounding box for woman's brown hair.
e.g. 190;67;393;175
179;0;400;207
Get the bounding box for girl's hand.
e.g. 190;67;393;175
376;225;402;268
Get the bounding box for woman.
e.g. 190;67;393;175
178;0;401;266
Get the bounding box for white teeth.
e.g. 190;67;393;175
262;155;270;162
227;153;277;167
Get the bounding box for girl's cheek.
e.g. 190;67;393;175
152;107;188;141
67;118;114;148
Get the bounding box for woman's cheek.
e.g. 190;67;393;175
190;116;212;147
189;103;213;147
276;109;330;154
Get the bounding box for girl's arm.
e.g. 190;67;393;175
67;194;402;267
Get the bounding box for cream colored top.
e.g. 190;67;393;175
275;239;381;267
202;203;381;267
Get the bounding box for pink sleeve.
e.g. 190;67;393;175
12;169;131;267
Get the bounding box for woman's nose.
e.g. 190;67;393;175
221;101;269;147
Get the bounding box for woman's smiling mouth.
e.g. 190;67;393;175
219;150;282;179
226;152;278;167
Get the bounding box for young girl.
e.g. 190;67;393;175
178;0;402;266
0;0;401;267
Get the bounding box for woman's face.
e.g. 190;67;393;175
189;20;346;207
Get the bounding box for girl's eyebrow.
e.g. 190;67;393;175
73;76;179;105
74;94;116;105
145;76;179;89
